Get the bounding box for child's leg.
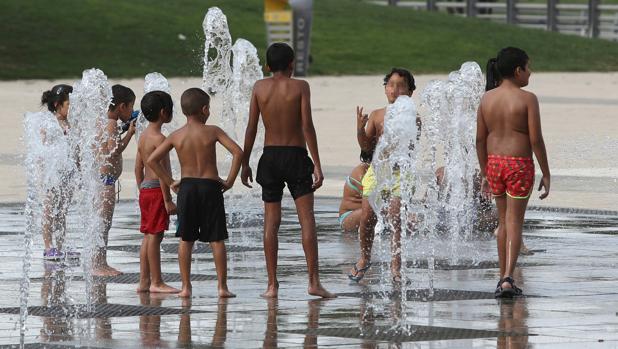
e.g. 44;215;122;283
137;235;150;292
349;198;377;278
388;198;402;280
42;192;55;252
210;240;235;298
341;208;363;233
494;196;507;279
148;233;180;293
178;240;194;298
501;196;529;289
262;201;282;298
294;193;336;298
93;185;121;276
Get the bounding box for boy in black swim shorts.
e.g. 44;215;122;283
241;42;335;299
147;88;243;298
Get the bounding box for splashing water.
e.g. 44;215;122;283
68;68;113;315
202;7;264;237
202;7;233;96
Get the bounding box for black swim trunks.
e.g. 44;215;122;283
176;178;228;242
256;146;315;202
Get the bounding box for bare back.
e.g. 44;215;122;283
479;86;533;157
169;123;220;180
100;119;122;177
253;76;307;147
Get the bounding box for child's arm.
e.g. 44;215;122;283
357;109;376;152
146;136;177;191
111;121;136;156
241;87;260;187
135;148;144;188
217;127;243;191
159;152;176;214
475;103;490;199
527;93;550;199
300;81;324;189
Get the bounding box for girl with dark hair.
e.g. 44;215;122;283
477;47;550;298
39;84;78;260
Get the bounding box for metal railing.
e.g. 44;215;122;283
373;0;618;40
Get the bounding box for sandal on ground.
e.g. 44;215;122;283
498;276;523;298
494;278;504;298
348;262;372;282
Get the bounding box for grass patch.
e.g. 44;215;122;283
0;0;617;80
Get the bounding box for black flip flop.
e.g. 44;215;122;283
348;262;372;282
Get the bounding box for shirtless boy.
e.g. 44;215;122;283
135;91;180;294
476;47;550;298
147;88;241;298
95;84;136;276
240;42;335;298
350;68;418;283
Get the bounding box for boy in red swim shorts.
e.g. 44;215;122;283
476;47;550;298
134;91;180;294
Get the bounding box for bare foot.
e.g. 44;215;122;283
136;280;150;293
261;282;279;298
92;266;121;277
150;283;181;294
178;288;192;298
218;288;236;298
308;284;336;298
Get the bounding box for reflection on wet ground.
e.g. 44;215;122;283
1;197;618;348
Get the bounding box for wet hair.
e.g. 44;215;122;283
360;150;373;164
486;47;529;91
266;42;295;72
109;84;136;111
181;88;210;116
41;84;73;112
141;91;173;122
384;68;416;92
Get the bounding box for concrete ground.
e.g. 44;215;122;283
0;197;617;348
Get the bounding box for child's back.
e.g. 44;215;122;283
253;76;306;147
169;123;221;180
480;86;536;158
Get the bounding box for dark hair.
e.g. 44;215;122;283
266;42;295;72
181;88;210;116
41;84;73;112
384;68;416;92
360;150;373;164
486;47;529;91
109;84;136;111
141;91;173;122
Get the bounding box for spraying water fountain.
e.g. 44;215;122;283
364;62;486;331
202;7;264;231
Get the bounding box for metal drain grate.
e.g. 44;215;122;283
338;288;497;301
0;344;108;349
282;325;528;342
31;272;246;284
0;303;202;318
108;244;262;254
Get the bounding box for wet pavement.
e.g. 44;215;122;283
1;196;618;348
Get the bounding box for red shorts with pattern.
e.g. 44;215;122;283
139;187;169;234
485;155;535;199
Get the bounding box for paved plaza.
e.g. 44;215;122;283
0;196;617;348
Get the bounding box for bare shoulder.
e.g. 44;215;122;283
521;89;539;104
370;107;386;118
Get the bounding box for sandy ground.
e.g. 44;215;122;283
1;72;617;210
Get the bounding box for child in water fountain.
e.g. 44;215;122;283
134;91;180;294
350;68;419;284
476;47;550;298
147;88;241;298
240;42;335;298
40;84;78;260
338;150;372;233
95;85;137;276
